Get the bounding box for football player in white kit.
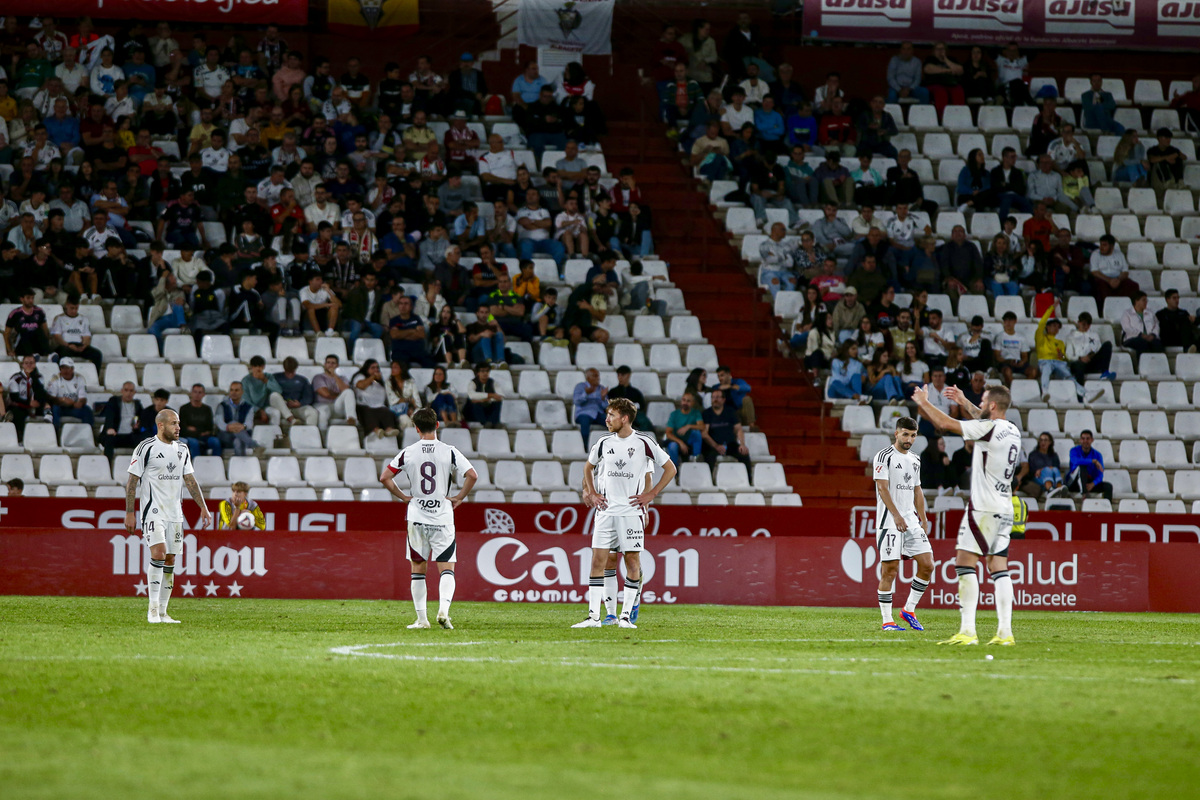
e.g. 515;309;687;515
380;407;478;630
125;409;213;623
913;383;1020;646
575;398;677;629
872;417;934;632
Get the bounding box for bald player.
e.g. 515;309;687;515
126;409;213;623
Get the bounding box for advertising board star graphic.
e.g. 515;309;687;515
134;581;147;596
204;581;219;596
181;581;196;596
228;582;243;597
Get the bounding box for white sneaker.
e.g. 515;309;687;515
1085;388;1106;404
147;608;161;624
437;613;453;629
158;611;181;623
618;616;638;629
324;328;336;337
407;619;431;629
571;615;602;628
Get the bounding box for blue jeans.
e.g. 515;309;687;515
1040;359;1083;396
760;269;797;298
786;177;819;206
988;279;1020;296
827;373;864;399
750;193;798;227
698;156;731;181
528;131;567;159
1114;164;1147;183
577;412;602;445
494;242;518;259
149;305;188;343
886;87;931;104
867;374;904;401
790;331;809;350
470;330;506;363
995;191;1032;224
345;319;383;356
519;238;566;266
667;430;703;467
618;230;655;258
53;405;95;427
166;228;201;248
185;435;221;458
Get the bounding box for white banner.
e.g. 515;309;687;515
517;0;615;55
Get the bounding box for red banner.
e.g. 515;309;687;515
4;498;1199;545
0;0;308;26
803;1;1200;51
2;529;1197;612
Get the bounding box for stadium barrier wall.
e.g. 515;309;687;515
5;499;1200;543
2;529;1197;612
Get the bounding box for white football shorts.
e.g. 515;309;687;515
143;518;183;556
957;505;1013;557
591;511;646;553
408;520;457;563
876;520;932;561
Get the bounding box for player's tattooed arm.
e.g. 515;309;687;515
125;473;138;513
183;474;205;507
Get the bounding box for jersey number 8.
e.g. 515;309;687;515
420;462;437;494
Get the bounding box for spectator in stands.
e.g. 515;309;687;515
1157;289;1198;352
886;41;929;105
523;85;567;159
984;234;1018;297
921;42;964;115
562;274;612;348
780;144;817;208
1067;312;1115;384
227;271;278;341
46;356;90;429
1027;98;1062;157
994;310;1035;385
831;286;865;340
342;271;384;355
784;100;819;154
1089;234;1137;302
817;97;855;157
424;366;460;425
956;148;991;211
572;368;608;444
937;225;985;301
384;360;419;430
489;272;531;342
850;156;887;208
857;96;898;158
664;392;704;466
1111;130;1148;184
514;188;565;266
241;355;285;426
478;134;519;204
463;362;503;428
187;270;229;346
312;354;357;429
758;222;797;297
215;380;260;457
898;340;929;397
433;244;473;308
722;12;759;81
812;256;846;303
1147;127;1186;205
49;295;101;368
1068;430;1112;501
847;255;887;306
1081;73;1122;134
962;45;996;103
886;149;935;215
690;120;731;181
701;387;750;470
180;384;220;458
1169;73;1200;132
1046;124;1086;174
989;146;1032;222
753;94;786;156
428;304;467;367
1036;303;1093;402
913;365;956;435
5;288;50;357
812;152;853;209
100;380;142;460
956;316;993;375
1021;432;1063;500
826;341;866;402
351;359;397;439
387;295;431;367
273;356;319;427
710;365;755;428
660;62;702;127
921;436;956;491
1120;291;1164;356
608;365;652;432
803;312;837;370
679;19;718;89
919;308;951;369
465;305;505;365
299;273;341;336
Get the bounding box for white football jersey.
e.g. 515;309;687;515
873;445;921;531
387;438;475;526
960;418;1023;513
588;431;670;518
127;436;194;525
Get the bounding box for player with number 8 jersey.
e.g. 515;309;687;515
381;407;478;630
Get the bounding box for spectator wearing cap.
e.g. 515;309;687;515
1033;304;1088;402
1089;234;1138;303
46;355;92;429
573;368;608;444
1121;291;1164;357
1067;312;1115;384
831;286;865;340
448;53;487;116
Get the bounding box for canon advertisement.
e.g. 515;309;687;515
805;1;1200;50
2;525;1197;612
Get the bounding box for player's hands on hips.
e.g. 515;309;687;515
449;493;465;509
124;512;136;535
632;490;657;509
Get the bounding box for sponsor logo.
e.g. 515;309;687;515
820;0;913;28
607;471;636;479
110;533;267;578
934;0;1023;32
483;508;517;534
166;462;176;472
614;459;628;469
1159;0;1200;35
1045;0;1136;34
627;447;635;458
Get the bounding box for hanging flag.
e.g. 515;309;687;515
517;0;614;55
327;0;419;37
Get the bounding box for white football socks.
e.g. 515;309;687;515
905;577;929;613
878;591;893;623
148;560;164;612
621;577;640;618
438;570;455;617
603;569;617;617
411;573;428;622
160;565;174;615
587;576;603;619
956;566;979;634
992;570;1014;638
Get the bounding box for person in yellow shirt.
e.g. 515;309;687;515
0;80;17;122
217;481;267;530
1035;302;1097;403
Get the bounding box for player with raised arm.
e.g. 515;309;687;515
575;398;677;629
872;416;934;632
125;409;213;623
380;407;478;630
912;382;1020;646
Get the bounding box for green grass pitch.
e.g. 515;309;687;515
1;597;1197;799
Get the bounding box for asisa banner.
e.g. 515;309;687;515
803;1;1200;51
0;0;308;26
1;529;1196;612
